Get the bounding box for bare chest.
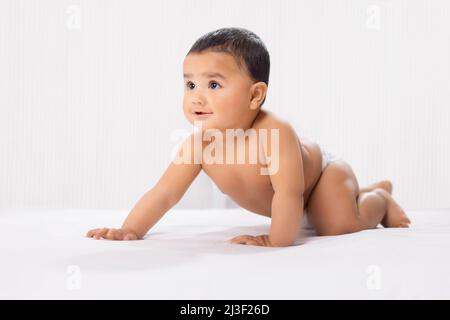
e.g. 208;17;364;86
201;135;322;214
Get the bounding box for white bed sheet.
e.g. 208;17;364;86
0;208;449;299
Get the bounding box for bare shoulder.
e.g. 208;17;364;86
253;111;302;171
255;111;305;192
253;110;299;142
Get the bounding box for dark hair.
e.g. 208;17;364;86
187;27;270;107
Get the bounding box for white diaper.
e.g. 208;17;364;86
320;146;340;171
299;133;340;171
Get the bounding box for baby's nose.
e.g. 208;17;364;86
192;95;206;105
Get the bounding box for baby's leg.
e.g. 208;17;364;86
305;161;410;236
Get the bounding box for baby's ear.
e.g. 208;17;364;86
250;82;268;110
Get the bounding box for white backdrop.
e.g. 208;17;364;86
1;0;449;211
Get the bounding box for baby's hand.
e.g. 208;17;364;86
229;234;272;247
86;228;140;241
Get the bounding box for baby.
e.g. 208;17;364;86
87;27;411;247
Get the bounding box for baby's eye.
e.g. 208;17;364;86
209;81;221;90
186;81;195;90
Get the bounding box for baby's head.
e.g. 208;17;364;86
183;27;270;130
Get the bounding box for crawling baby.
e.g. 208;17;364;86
87;27;410;247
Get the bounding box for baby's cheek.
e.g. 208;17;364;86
182;109;194;123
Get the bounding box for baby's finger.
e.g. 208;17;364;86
86;229;99;238
245;239;260;246
97;228;109;239
106;228;121;240
114;229;126;240
229;237;244;244
230;235;254;244
88;228;105;239
114;230;124;240
230;234;252;242
124;233;138;241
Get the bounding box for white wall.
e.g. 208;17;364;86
0;0;449;211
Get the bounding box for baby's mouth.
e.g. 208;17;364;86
194;111;213;115
193;111;214;120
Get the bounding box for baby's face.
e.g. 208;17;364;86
183;51;256;131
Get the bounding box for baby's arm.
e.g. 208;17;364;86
86;135;201;240
267;123;304;246
231;122;304;247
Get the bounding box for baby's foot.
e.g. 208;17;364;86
377;190;411;228
376;180;393;195
360;180;393;195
